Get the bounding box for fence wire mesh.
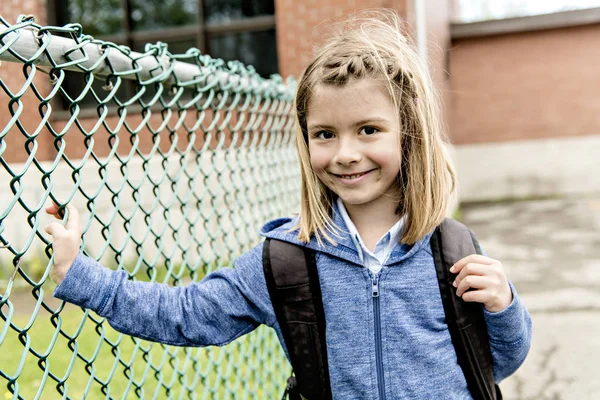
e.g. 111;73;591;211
0;14;298;399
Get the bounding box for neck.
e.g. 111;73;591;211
343;198;401;250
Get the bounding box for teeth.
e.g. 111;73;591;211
341;173;364;179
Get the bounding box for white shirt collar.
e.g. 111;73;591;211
336;197;404;265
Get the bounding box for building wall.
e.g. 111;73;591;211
275;0;410;79
449;23;600;145
1;0;46;26
0;1;54;164
448;16;600;200
1;0;410;164
420;1;452;133
3;2;599;201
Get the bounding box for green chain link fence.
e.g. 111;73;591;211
0;13;298;399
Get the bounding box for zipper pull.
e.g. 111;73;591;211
372;273;380;297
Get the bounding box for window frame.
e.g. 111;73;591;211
47;0;277;115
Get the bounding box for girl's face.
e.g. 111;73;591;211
307;78;402;216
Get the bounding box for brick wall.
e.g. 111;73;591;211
275;0;410;79
1;0;45;24
1;0;53;164
0;1;250;164
7;2;600;160
450;23;600;145
2;1;410;164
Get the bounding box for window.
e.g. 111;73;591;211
49;0;277;108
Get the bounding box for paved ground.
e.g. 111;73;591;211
461;196;600;400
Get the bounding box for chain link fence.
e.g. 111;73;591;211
0;14;298;399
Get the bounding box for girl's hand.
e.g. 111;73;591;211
44;202;82;285
450;254;512;313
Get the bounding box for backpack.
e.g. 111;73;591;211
262;218;503;400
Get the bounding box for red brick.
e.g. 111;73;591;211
450;24;600;144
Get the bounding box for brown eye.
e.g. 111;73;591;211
316;130;334;139
360;126;378;135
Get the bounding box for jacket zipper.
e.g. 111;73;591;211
371;272;386;400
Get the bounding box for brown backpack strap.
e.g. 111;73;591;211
263;238;332;400
430;218;501;400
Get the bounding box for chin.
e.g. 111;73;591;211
339;197;371;206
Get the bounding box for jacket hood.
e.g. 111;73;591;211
259;202;433;267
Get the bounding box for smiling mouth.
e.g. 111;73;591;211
332;169;374;180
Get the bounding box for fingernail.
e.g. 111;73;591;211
450;266;455;273
452;280;457;287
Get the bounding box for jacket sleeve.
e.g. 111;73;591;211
483;281;533;383
53;243;277;347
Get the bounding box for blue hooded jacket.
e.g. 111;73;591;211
54;207;532;399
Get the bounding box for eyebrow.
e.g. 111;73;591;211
307;118;391;131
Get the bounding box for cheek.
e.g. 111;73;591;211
372;139;401;169
374;149;402;176
308;144;328;171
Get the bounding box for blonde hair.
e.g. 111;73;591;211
294;10;456;245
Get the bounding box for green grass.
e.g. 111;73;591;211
0;305;288;399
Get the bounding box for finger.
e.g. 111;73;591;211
45;201;69;220
63;203;81;232
456;275;490;297
45;202;61;218
450;254;495;273
461;289;490;304
45;221;66;238
45;203;56;214
453;263;491;286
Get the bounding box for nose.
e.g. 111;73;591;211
334;136;362;166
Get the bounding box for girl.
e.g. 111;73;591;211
46;11;532;399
